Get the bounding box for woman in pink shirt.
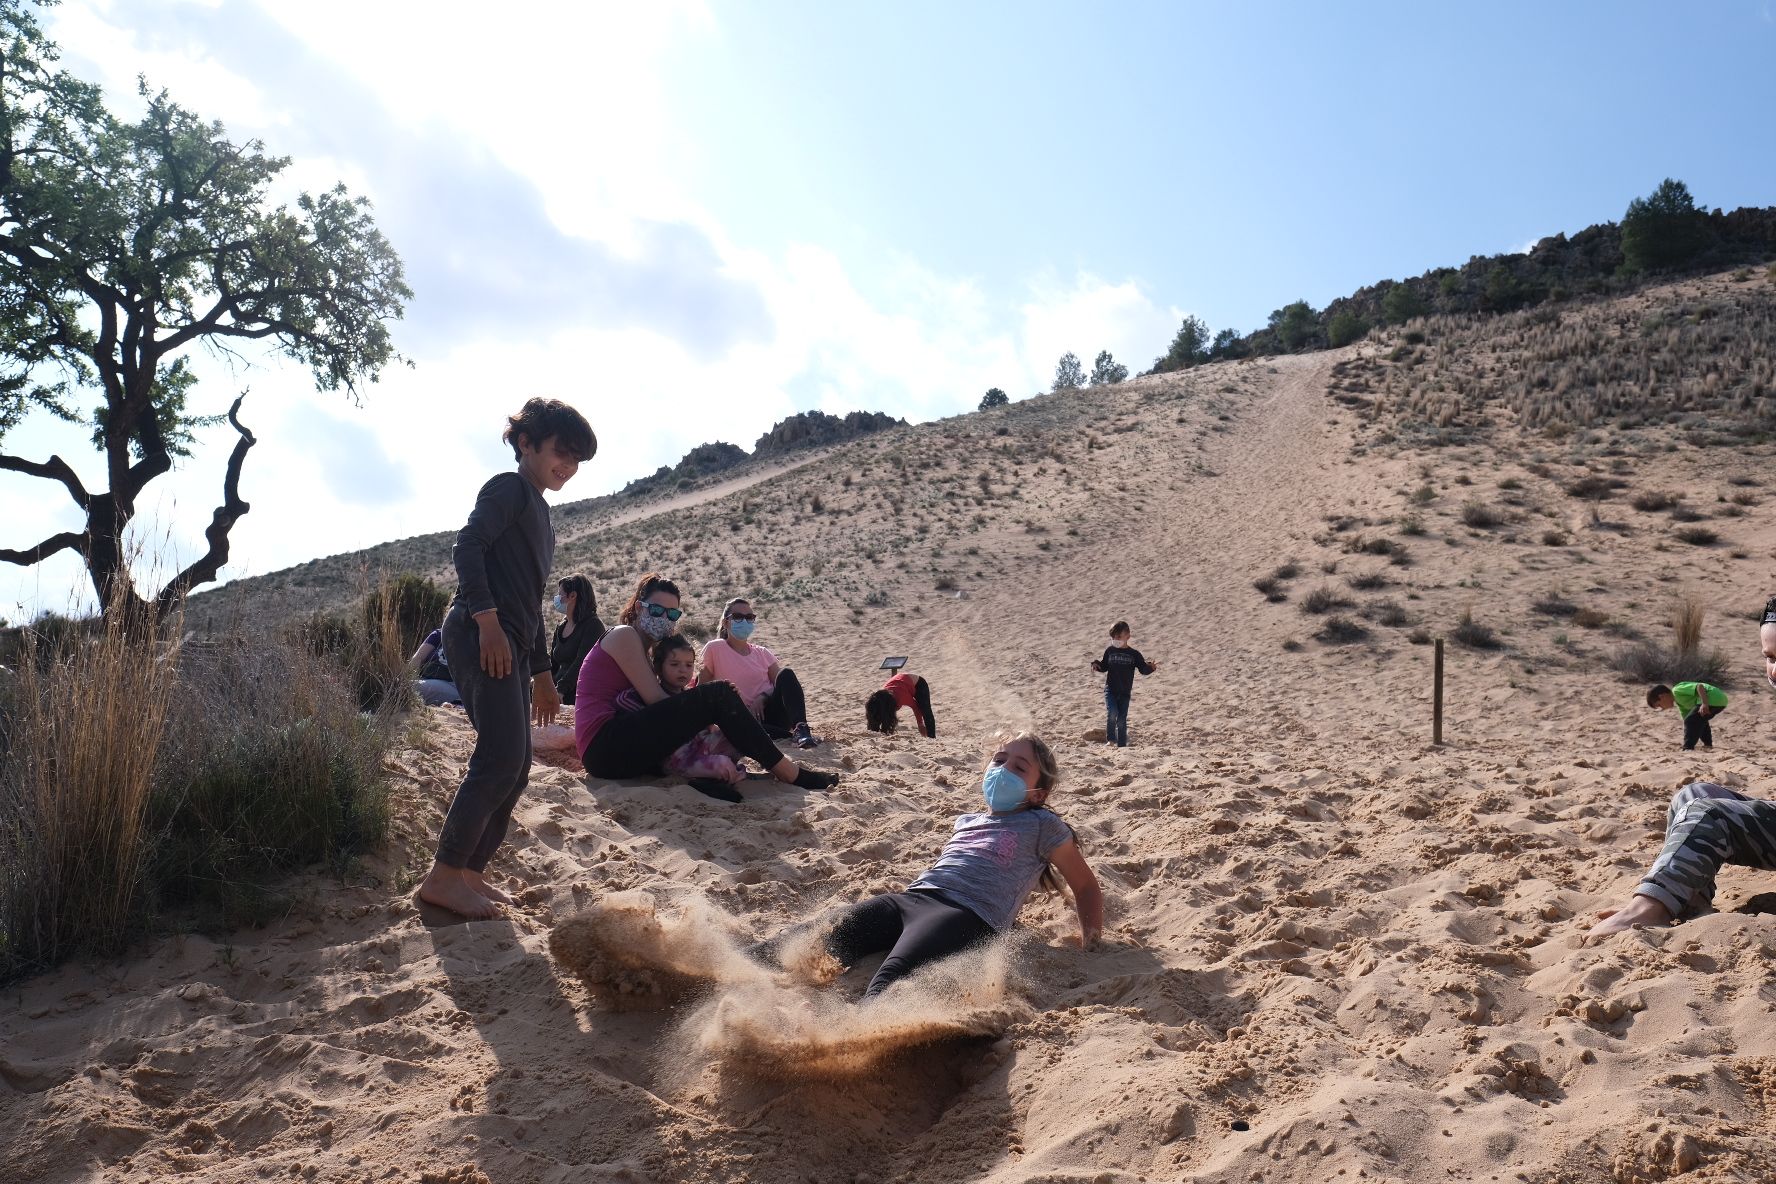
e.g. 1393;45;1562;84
697;597;819;749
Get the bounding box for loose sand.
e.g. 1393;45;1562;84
6;299;1776;1182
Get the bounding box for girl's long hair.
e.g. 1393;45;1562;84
716;597;750;641
865;689;899;733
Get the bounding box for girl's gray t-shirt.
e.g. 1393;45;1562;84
909;809;1074;931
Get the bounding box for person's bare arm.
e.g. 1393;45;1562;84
1048;840;1103;949
604;627;668;705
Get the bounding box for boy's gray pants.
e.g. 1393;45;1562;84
1637;782;1776;916
434;606;533;872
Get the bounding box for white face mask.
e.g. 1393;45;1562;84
1113;638;1129;648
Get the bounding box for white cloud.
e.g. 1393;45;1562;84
1020;272;1185;390
5;2;1186;615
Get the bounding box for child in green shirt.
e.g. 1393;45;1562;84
1647;681;1728;751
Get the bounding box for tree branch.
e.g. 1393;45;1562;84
155;393;254;612
0;450;92;510
0;530;85;566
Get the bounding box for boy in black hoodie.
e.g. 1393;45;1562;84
1091;621;1159;747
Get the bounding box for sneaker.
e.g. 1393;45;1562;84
793;723;819;750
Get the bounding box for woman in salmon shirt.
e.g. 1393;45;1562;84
697;597;820;749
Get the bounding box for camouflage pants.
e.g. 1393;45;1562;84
1637;782;1776;916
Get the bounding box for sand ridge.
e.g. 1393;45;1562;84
6;295;1776;1181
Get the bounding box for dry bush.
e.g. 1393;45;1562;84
1;605;178;977
1572;608;1609;629
1613;642;1730;687
1315;616;1369;645
1670;594;1706;655
1252;576;1287;602
1300;585;1353;615
1675;526;1719;546
2;601;394;979
151;633;390;928
1631;490;1677;512
1532;595;1579;617
1452;609;1502;649
1347;571;1391;591
1460;499;1507;528
1361;599;1410;627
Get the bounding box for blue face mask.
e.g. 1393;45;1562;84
552;594;566;613
982;763;1029;813
728;618;756;641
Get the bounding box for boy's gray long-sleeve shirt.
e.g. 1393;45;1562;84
451;472;554;675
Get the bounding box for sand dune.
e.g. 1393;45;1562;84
6;280;1776;1182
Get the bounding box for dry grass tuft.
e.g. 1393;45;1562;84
0;600;178;975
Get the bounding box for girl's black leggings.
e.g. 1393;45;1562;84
754;889;993;997
760;667;808;733
582;681;788;778
911;676;937;738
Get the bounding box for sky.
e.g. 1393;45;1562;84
4;0;1774;617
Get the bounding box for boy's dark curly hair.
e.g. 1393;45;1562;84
504;397;596;462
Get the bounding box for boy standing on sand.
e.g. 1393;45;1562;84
419;398;596;920
1091;621;1158;748
1647;681;1728;751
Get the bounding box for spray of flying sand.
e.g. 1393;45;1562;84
547;891;1029;1077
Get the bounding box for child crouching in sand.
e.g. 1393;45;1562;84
750;732;1102;997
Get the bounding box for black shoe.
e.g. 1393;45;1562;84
688;778;744;803
793;767;839;792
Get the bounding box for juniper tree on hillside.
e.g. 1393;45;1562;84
1151;314;1209;373
979;387;1009;410
1621;178;1711;274
1088;350;1127;385
0;0;410;616
1053;352;1086;392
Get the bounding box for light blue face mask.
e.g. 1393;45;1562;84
981;763;1029;813
728;618;756;641
552;594;566;613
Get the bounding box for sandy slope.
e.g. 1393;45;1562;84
7;324;1776;1183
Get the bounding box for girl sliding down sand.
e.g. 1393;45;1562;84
751;732;1103;997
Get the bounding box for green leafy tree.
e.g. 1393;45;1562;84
1209;327;1243;360
1621;178;1710;273
1088;350;1127;386
1052;352;1086;392
1152;314;1209;372
0;1;410;616
1267;300;1317;352
1326;309;1370;348
1381;283;1425;325
978;387;1009;410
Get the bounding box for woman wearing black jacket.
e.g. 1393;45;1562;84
549;574;605;704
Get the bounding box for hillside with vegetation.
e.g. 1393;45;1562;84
9;267;1776;1184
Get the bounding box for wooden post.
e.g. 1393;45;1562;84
1433;638;1445;746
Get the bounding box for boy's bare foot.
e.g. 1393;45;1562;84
465;870;514;905
418;864;501;920
1585;893;1673;942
